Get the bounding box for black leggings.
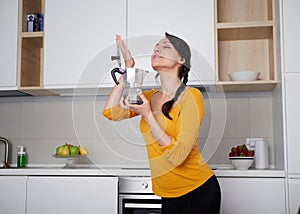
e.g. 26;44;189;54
161;175;221;214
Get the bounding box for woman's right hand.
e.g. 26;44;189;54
116;34;135;68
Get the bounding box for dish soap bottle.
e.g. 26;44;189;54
17;146;27;168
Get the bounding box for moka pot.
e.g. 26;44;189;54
111;49;148;104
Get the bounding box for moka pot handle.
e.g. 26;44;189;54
111;67;125;85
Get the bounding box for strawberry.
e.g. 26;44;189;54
229;151;238;157
237;146;242;153
239;152;246;156
241;144;248;152
246;151;255;157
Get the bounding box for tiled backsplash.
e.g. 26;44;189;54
0;91;273;167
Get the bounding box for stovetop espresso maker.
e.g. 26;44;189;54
111;48;148;105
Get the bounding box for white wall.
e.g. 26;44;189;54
0;91;274;167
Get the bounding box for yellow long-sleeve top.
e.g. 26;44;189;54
103;87;214;198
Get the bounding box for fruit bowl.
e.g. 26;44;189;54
54;143;88;168
229;157;254;170
52;154;85;169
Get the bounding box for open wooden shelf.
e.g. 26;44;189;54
21;0;43;33
19;37;43;87
18;0;55;96
214;0;278;91
216;0;273;23
217;26;275;82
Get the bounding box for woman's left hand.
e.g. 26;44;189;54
125;93;152;120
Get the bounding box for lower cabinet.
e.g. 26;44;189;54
0;176;27;214
0;175;288;214
288;179;300;214
26;176;118;214
218;177;286;214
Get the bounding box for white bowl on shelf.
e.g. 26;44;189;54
229;156;254;170
228;71;260;81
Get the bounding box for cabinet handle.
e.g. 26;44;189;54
124;203;161;209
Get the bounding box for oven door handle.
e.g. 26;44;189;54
124;203;162;209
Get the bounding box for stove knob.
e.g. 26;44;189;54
141;182;148;189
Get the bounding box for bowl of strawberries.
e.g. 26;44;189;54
229;144;254;170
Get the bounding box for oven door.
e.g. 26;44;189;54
119;194;162;214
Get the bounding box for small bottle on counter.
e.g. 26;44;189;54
17;146;27;168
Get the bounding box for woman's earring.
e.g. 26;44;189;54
179;57;185;64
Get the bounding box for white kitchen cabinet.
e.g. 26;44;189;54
282;0;300;72
127;0;215;86
288;179;300;214
285;73;300;174
218;177;286;214
26;176;118;214
44;0;126;89
0;0;18;90
0;176;27;214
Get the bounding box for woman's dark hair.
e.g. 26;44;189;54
162;32;191;120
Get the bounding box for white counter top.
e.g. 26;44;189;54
0;167;150;177
0;165;286;178
214;169;285;178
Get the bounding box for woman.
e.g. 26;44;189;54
103;33;221;214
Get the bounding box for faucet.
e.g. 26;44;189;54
0;137;9;168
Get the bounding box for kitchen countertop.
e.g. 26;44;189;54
0;164;286;178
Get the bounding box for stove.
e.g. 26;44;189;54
119;176;161;214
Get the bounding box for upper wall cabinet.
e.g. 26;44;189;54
127;0;216;87
43;0;126;91
285;73;300;174
215;0;279;91
282;0;300;73
0;0;18;90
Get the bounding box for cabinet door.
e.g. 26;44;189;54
0;176;27;214
288;179;300;214
218;177;286;214
283;0;300;72
282;0;300;72
27;176;118;214
127;0;215;86
0;0;18;89
285;73;300;173
44;0;126;89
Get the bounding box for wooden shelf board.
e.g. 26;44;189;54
218;80;277;84
216;81;277;92
21;32;44;38
216;21;274;29
18;87;57;96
